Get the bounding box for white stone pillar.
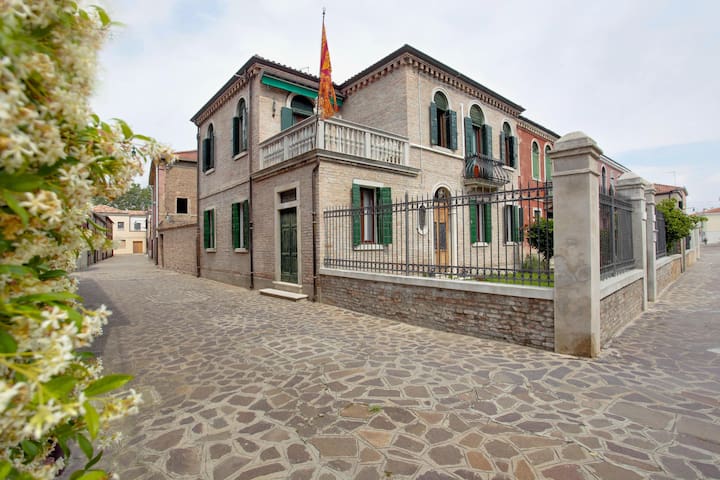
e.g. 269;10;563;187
616;172;649;311
645;185;657;302
551;132;602;358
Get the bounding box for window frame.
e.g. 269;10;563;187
202;124;215;173
231;200;250;252
176;197;188;214
351;182;392;248
545;144;552;182
117;221;124;231
203;208;216;251
531;140;540;180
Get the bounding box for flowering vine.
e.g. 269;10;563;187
1;1;174;478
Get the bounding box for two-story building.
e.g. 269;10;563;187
148;150;198;273
190;44;629;297
93;205;147;254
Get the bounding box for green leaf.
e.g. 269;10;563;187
0;330;17;354
0;174;44;192
112;119;133;139
75;471;107;480
93;5;111;26
14;291;81;304
76;433;93;460
0;265;34;277
0;461;11;479
20;440;39;461
84;451;103;470
83;401;99;439
132;134;152;142
39;269;67;280
84;374;132;397
3;190;29;226
69;471;85;480
44;375;77;399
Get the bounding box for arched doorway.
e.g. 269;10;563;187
434;187;451;270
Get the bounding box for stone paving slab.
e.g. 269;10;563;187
68;246;720;479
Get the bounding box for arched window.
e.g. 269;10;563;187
430;91;457;150
601;166;607;194
501;122;517;168
545;145;552;182
232;99;248;155
465;105;491;157
202;124;215;172
531;141;540;180
280;95;315;130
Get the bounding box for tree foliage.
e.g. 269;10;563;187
95;183;151;211
656;199;705;247
0;2;174;478
526;218;554;260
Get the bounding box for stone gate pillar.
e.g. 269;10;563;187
616;172;650;311
551;132;601;357
645;185;657;301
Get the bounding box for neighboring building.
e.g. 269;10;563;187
76;211;113;269
698;207;720;244
598;155;630;195
654;183;688;211
93;205;148;254
190;44;628;296
148;150;198;273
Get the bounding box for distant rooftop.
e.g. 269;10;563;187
93;205;147;216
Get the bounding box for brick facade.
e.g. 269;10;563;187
158;223;197;275
657;255;682;295
318;272;554;350
600;278;644;346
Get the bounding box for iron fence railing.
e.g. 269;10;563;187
599;192;634;279
323;182;554;286
656;210;667;259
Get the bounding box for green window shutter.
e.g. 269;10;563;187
231;202;239;249
499;131;506;164
532;145;540;179
377;187;393;245
203;210;210;248
202;138;211;171
469;198;478;243
232;117;240;156
512;206;523;242
482;124;493;158
242;200;250;249
209;138;215;170
241;107;248;151
545;150;552;182
351;184;361;246
483;203;492;243
209;210;215;247
464;117;475;156
512;136;519;168
448;110;458;151
280;107;293;131
429;102;438;145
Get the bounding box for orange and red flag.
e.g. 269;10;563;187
318;17;338;119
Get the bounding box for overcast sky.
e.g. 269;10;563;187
92;0;720;210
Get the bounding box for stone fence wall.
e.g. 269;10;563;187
318;269;555;350
158;223;197;276
599;271;645;346
656;255;682;296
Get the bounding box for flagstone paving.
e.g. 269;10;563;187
73;246;720;479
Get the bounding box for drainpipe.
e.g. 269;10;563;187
312;162;319;301
195;129;201;277
248;73;255;289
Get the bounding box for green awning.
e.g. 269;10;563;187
261;74;343;106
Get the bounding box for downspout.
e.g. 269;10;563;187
154;161;159;265
248;73;255;289
195;129;201;277
312;161;319;301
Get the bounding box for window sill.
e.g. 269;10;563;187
204;168;215;175
233;151;248;161
504;242;518;246
502;165;516;172
234;248;248;253
354;244;384;251
205;248;216;253
472;242;489;248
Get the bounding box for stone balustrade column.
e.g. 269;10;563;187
551;132;602;358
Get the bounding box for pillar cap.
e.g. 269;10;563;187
554;132;603;155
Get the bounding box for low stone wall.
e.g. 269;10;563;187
158;223;197;276
656;255;682;295
318;269;555;350
600;271;644;346
685;248;697;267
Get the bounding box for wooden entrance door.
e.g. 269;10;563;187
133;241;143;254
434;188;450;269
280;208;298;283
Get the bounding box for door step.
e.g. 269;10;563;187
259;288;308;302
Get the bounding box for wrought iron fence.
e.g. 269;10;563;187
323;182;554;286
656;210;667;259
599;192;634;279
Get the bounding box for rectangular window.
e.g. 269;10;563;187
120;240;126;248
203;209;215;249
279;188;297;204
352;184;393;246
231;201;249;250
470;201;492;244
176;198;188;214
117;221;124;230
133;221;142;231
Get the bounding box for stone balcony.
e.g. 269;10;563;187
463;153;511;190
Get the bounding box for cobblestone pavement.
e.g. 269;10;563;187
74;247;720;479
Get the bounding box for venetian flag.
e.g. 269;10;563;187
318;16;338;119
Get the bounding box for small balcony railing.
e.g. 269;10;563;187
463;154;510;188
260;116;409;169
